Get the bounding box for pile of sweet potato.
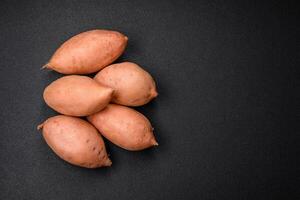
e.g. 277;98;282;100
38;30;158;168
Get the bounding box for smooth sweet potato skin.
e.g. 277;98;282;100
43;75;113;116
87;104;158;151
94;62;158;106
37;115;112;168
46;29;128;74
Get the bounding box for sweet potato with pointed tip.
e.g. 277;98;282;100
87;104;158;151
37;115;112;168
94;62;158;106
43;75;113;116
44;29;128;74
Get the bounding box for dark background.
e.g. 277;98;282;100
0;0;298;199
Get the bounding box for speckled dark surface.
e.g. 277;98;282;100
0;1;298;199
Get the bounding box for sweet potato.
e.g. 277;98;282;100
43;75;113;116
87;104;158;151
44;29;128;74
94;62;158;106
37;115;111;168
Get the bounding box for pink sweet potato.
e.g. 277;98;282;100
43;75;113;116
44;29;128;74
37;115;112;168
94;62;158;106
88;104;158;151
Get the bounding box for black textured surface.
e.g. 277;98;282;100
0;1;298;199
